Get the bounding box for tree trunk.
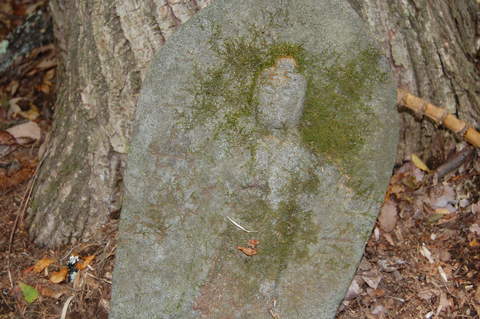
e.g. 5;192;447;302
27;0;479;247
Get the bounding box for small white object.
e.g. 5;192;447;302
420;244;434;264
438;266;448;282
226;216;257;233
60;295;74;319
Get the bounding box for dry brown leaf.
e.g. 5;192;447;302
7;97;23;118
469;223;480;235
36;83;51;94
8;97;40;120
38;286;66;299
6;80;19;95
345;277;362;300
237;246;257;256
362;271;382;289
33;257;56;273
474;285;480;304
0;159;36;191
44;69;56;81
35;58;57;71
49;267;68;284
0;130;17;145
429;185;455;209
247;239;260;248
6;121;41;144
76;255;95;270
378;200;398;233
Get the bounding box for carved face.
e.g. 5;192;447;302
256;56;307;130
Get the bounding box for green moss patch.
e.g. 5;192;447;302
217;199;319;296
300;48;385;164
186;29;307;142
187;24;386;195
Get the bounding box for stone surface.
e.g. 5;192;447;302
110;0;398;318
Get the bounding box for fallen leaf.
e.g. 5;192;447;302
38;286;66;299
420;244;435;264
0;159;36;191
435;208;451;215
378;200;398;232
411;154;430;172
35;82;51;94
371;304;385;315
35;58;57;71
76;255;95;270
362;271;382;289
33;257;56;273
237;246;257;256
469;239;480;247
345;277;362;300
436;291;451;315
49;267;68;284
438;266;448;282
429;185;456;209
469;224;480;235
418;290;435;301
247;239;260;248
0;130;17;145
18;282;38;304
475;285;480;304
6;80;19;95
8;98;40;120
6;121;41;144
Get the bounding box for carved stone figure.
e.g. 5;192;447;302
111;1;398;318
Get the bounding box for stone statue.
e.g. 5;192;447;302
254;56;315;210
110;1;398;318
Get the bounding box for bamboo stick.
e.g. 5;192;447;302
396;89;480;148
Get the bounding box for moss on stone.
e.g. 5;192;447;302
187;31;307;144
220;199;319;295
300;47;385;165
187;25;386;195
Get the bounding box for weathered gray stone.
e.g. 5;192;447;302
110;0;398;318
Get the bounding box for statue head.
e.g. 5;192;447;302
256;56;307;130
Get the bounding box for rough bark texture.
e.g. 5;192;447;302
27;0;211;247
348;0;480;165
27;0;479;247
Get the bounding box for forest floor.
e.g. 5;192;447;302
1;1;480;319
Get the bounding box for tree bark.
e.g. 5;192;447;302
347;0;480;166
27;0;479;247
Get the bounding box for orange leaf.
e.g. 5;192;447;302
49;267;68;284
247;239;260;248
76;255;95;270
469;239;480;247
22;266;35;274
237;246;257;256
33;257;56;273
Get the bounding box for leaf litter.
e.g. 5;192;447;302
337;148;480;318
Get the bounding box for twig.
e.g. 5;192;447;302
60;295;74;319
226;216;257;233
397;89;480;147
